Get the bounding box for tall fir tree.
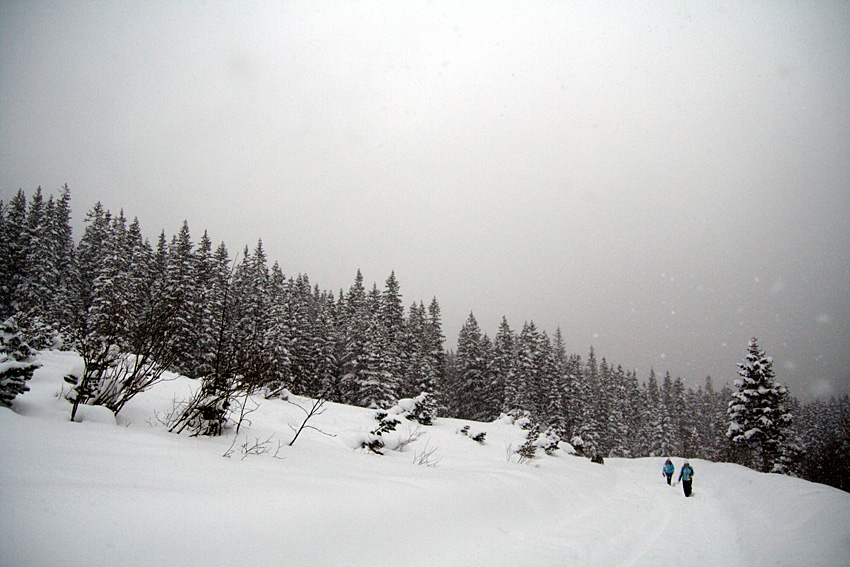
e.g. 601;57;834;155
453;312;491;421
0;190;29;319
166;221;197;376
727;338;797;473
494;317;518;415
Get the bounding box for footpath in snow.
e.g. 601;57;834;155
1;351;849;567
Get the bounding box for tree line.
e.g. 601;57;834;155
1;186;847;491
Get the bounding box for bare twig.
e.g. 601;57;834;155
234;392;261;435
223;434;239;459
286;390;336;446
413;441;440;467
223;433;286;460
394;425;423;451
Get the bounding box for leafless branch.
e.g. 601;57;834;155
413;441;440;467
286;389;336;446
223;433;285;460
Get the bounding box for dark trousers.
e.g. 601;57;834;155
665;474;672;485
683;479;693;497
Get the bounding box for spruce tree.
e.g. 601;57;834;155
425;297;446;388
494;317;518;414
192;231;219;379
339;270;369;404
380;271;405;391
454;312;490;420
727;338;796;473
398;301;430;399
166;221;197;376
47;185;79;334
0;190;29;319
74;203;112;320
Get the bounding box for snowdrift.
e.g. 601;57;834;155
1;351;849;567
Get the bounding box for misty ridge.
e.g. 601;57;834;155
1;185;848;493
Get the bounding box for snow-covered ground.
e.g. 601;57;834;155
2;351;849;567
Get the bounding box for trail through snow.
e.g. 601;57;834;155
1;351;848;566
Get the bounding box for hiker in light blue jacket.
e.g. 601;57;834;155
678;461;695;497
662;458;675;485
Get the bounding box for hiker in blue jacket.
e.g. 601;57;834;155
678;461;695;497
662;458;675;485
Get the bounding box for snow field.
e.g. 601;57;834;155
1;351;849;566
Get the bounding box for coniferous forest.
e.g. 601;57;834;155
1;186;848;492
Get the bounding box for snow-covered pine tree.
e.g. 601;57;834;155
17;187;49;316
165;221;198;377
0;316;41;407
573;347;604;456
170;243;237;437
356;313;397;409
230;240;277;394
380;271;405;396
514;322;541;420
338;270;369;405
453;312;493;421
480;333;504;420
311;286;339;398
381;272;404;343
260;264;292;397
282;273;331;398
191;231;219;379
562;353;584;442
494;317;519;415
425;297;446;398
0;190;29;320
638;370;672;457
546;328;570;436
45;185;79;335
533;330;561;430
796;395;850;491
74;203;113;322
606;365;631;457
397;301;430;399
727;337;797;473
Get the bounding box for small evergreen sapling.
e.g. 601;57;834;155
515;424;540;462
362;393;436;454
458;425;487;444
363;411;401;454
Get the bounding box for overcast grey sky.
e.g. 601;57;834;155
2;1;848;400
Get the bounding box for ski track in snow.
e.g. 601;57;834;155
1;351;849;567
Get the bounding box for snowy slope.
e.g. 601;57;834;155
2;351;849;567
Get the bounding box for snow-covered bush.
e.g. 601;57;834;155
0;316;41;407
502;409;534;430
458;425;486;444
362;410;401;454
378;393;437;426
534;427;561;455
570;435;586;457
361;394;436;454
